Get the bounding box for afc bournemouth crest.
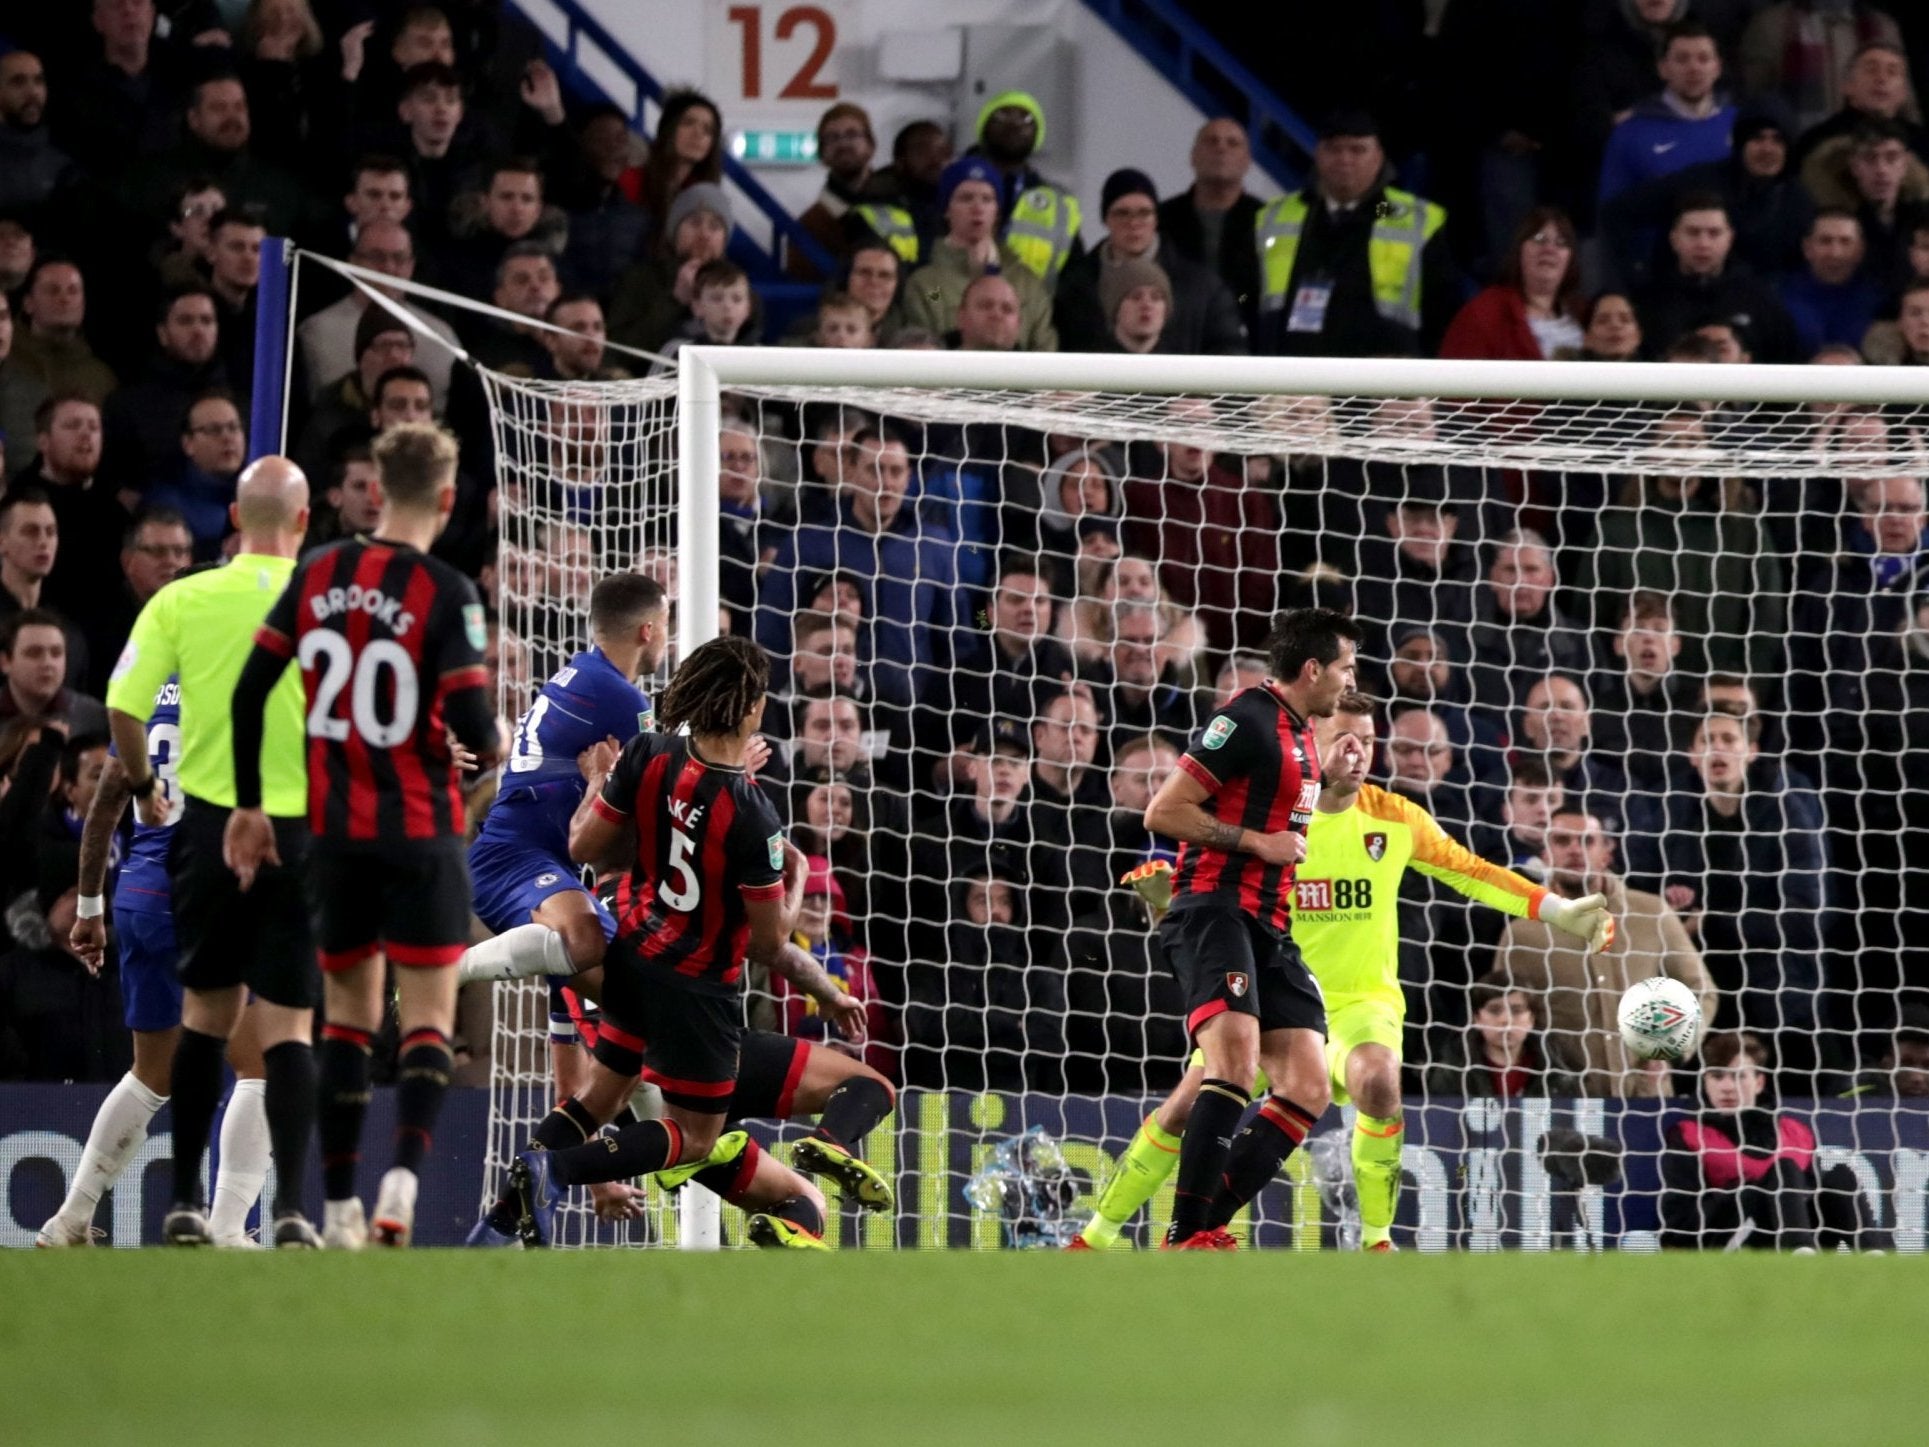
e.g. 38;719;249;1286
1225;971;1250;998
1364;832;1388;863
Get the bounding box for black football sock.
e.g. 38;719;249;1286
812;1077;895;1150
1205;1096;1320;1231
692;1137;763;1202
489;1098;601;1230
263;1039;318;1219
1167;1078;1249;1243
548;1117;684;1188
393;1028;453;1174
319;1025;374;1202
168;1027;228;1207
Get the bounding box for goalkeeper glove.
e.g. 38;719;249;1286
1537;892;1615;954
1120;860;1173;922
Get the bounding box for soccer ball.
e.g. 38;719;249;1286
1617;976;1703;1062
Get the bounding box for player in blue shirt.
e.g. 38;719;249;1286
461;574;670;994
39;676;270;1248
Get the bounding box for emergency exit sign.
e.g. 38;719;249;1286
731;129;819;165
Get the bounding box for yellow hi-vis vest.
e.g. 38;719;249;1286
852;203;920;263
1255;188;1446;331
1004;184;1082;289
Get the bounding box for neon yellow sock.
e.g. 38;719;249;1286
1081;1115;1183;1247
1354;1112;1404;1247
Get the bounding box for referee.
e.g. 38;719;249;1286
105;457;322;1248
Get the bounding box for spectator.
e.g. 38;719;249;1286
137;73;309;239
1514;674;1632;830
1574;0;1695;178
1589;591;1700;792
75;506;190;697
1661;1031;1890;1251
1466;528;1590;714
1791;40;1927;166
145;391;243;558
1070;730;1180;903
1058;866;1189;1095
233;0;332;175
1423;970;1586;1099
0;51;74;228
946;274;1031;353
466;242;559;373
18;395;126;617
1597;21;1736;213
760;856;894;1078
1808;116;1929;286
788;102;896;281
204;208;265;392
1580;291;1646;359
1382;622;1497;766
1255;109;1456;357
296;218;460;410
922;553;1074;751
900;157;1057;351
1780;208;1885;354
99;286;226;489
384;62;493;251
1440;206;1585;360
840;242;905;345
716;421;773;637
1495;806;1715;1097
10;259;116;405
1159;118;1265;335
902;865;1065;1094
443;155;565;305
1351;482;1479;663
1648;705;1828;1076
1383;701;1476;829
54;0;195;174
1095;258;1175;355
151;177;227;291
1745;9;1910;139
1846;1005;1929;1097
0;488;58;624
652;259;755;367
805;291;874;350
758;426;958;709
1581;408;1787;678
1121;398;1281;652
1091;602;1199;759
293;308;415;482
0;290;52;466
969;90;1084;291
637;88;723;251
867;118;952;238
1034;443;1123;565
609;182;747;355
1474;756;1564;881
1633;194;1801;362
0;609;106;736
1054;168;1246;355
1028;683;1108;844
553;104;647;299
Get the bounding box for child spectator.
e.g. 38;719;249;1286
651;260;755;371
762;856;895;1079
810;290;876;349
1424;971;1585;1099
611;183;747;354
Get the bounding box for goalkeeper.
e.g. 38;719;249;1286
1074;692;1613;1251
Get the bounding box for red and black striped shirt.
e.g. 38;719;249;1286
591;732;785;997
1168;681;1322;932
254;538;489;842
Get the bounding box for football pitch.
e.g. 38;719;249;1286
6;1251;1923;1446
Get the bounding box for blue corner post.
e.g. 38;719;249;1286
249;236;293;463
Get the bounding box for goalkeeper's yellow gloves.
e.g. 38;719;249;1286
1121;859;1173;922
1536;892;1616;953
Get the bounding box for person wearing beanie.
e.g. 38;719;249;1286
1055;166;1247;354
1100;256;1174;354
291;309;417;483
789;101;901;281
664;181;734;246
611;180;765;354
968;89;1084;290
901;156;1057;350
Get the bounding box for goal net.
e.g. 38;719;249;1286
479;347;1929;1253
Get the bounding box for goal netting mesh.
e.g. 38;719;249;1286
477;353;1929;1253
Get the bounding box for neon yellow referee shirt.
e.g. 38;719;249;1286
1292;784;1548;1002
104;553;308;817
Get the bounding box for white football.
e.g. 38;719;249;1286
1617;976;1703;1062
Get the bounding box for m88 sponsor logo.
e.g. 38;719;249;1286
1294;877;1374;913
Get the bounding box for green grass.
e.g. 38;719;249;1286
5;1251;1925;1446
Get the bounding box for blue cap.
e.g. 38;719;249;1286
938;155;1003;216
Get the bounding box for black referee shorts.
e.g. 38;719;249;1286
308;838;474;973
1158;904;1326;1040
169;798;318;1010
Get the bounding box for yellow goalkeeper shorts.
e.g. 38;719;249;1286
1323;996;1404;1106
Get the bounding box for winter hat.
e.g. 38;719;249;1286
1733;94;1796;144
1100;255;1173;324
666;182;734;241
354;304;413;359
975;89;1047;149
1101;168;1158;216
938;155;1003;216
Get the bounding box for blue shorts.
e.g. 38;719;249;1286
117;905;182;1033
467;835;616;942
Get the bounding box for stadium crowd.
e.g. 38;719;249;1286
1;0;1928;1123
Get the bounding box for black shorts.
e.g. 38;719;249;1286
169;799;318;1009
592;962;743;1112
1158;904;1327;1039
308;837;473;972
728;1030;812;1124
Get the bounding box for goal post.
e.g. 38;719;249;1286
467;335;1929;1251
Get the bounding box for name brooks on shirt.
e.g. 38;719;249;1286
308;584;416;636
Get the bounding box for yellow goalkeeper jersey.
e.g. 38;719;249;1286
1293;784;1548;1002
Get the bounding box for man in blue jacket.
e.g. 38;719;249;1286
1598;21;1736;212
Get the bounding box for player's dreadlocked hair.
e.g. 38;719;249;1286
657;635;770;738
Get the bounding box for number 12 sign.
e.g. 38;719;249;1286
709;3;845;107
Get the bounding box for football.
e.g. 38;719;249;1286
1616;976;1704;1062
